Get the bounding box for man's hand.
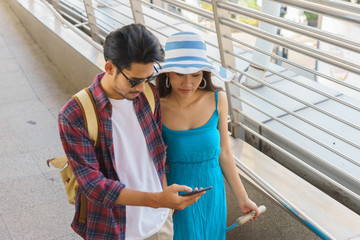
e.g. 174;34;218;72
116;184;205;209
156;184;205;210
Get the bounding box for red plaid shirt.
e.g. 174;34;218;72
58;73;166;239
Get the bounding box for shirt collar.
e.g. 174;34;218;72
89;72;111;111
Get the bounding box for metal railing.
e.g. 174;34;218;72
43;0;360;237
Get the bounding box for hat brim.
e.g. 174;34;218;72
157;61;233;82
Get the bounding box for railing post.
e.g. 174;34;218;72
212;0;244;140
129;0;145;25
52;0;60;12
83;0;101;43
242;0;281;88
183;0;199;23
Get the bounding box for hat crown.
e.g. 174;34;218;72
158;31;233;82
164;32;208;61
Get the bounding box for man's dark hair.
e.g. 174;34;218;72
103;24;164;72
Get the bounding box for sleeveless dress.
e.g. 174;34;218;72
162;92;226;240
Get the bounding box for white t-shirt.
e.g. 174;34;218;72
109;98;168;240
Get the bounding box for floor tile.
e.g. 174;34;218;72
0;99;48;119
0;84;38;104
30;146;65;174
0;174;58;214
8;110;57;133
17;125;62;152
2;200;75;240
0;217;11;240
0;70;29;88
0;152;41;183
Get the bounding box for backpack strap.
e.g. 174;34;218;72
144;83;155;114
72;88;98;224
73;88;99;147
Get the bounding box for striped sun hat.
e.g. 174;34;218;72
158;32;233;82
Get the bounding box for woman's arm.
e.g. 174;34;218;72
217;91;260;217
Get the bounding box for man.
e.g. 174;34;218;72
59;24;204;240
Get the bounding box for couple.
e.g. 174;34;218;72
58;24;259;240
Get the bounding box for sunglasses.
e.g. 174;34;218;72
119;66;159;88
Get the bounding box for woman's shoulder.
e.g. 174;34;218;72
216;90;227;101
216;91;228;113
206;90;226;104
199;90;226;106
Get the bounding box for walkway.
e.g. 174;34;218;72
0;1;80;239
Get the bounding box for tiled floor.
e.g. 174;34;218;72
0;1;81;239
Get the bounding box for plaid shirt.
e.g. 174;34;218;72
58;73;166;240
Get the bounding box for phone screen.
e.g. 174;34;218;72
179;186;213;196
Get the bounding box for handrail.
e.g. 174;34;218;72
101;0;130;8
160;0;214;20
233;108;360;197
93;0;133;21
225;50;360;129
230;78;360;168
60;0;86;15
217;1;360;53
40;0;103;52
135;2;217;50
59;10;87;28
139;0;220;59
92;13;117;32
234;116;360;215
139;0;216;33
220;17;360;75
306;0;360;15
272;0;360;24
92;6;127;29
59;2;87;21
223;34;360;94
233;154;335;240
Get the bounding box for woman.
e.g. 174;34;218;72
156;32;259;239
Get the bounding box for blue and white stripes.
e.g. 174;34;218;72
158;32;233;82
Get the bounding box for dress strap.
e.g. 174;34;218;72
215;91;218;110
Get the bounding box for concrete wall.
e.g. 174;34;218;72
7;0;103;91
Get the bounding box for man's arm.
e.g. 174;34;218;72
116;184;204;210
116;173;205;210
59;100;124;208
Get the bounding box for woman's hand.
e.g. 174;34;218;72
239;198;260;221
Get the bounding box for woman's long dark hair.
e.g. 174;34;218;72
156;71;223;98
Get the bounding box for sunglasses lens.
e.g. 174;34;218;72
129;68;158;88
131;79;145;88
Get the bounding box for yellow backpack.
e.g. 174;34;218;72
47;83;155;223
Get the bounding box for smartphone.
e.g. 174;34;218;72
179;186;213;196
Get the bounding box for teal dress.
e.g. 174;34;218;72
162;92;226;240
